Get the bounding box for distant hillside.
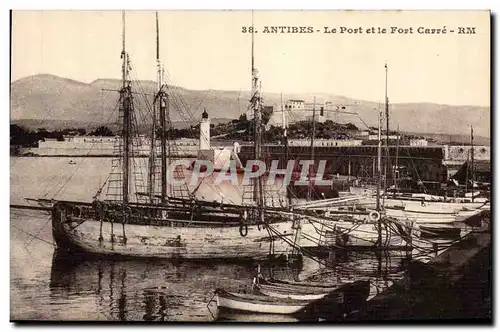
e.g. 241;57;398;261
10;74;490;138
10;117;234;133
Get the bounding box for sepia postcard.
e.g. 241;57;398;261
10;10;491;323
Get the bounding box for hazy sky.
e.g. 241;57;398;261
11;10;489;106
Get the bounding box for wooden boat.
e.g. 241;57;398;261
253;277;338;300
285;71;417;251
289;208;413;250
305;218;412;249
385;205;484;224
385;207;456;224
215;280;371;318
52;201;301;259
382;197;487;214
350;188;488;214
419;225;462;238
297;280;370;320
50;12;303;261
215;288;310;314
215;309;299;322
344;84;489;221
257;277;336;290
456;209;484;218
253;283;337;300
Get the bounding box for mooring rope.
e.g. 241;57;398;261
11;223;55;247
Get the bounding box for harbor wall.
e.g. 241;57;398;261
345;223;491;321
25;137;490;184
239;145;448;183
32;138;211;157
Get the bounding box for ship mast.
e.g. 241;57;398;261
394;124;400;194
307;96;316;201
282;93;292;207
470;125;475;202
384;63;390;197
376;105;383;245
250;12;264;221
120;11;132;205
156;12;169;203
147;13;160;202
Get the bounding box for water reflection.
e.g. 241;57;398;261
49;251;305;321
44;246;432;321
33;217;461;322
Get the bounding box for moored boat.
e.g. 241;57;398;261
383;197;487;214
257;277;336;290
52;201;299;260
215;288;310;315
253;276;339;298
385;207;457;224
419;225;462;238
253;282;340;301
215;280;371;319
49;12;303;261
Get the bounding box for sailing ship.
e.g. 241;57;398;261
50;12;302;260
46;15;425;258
285;96;340;201
342;65;488;224
288;66;417;250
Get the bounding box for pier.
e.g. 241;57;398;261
344;221;492;322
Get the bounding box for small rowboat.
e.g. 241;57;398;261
254;277;338;297
215;309;300;322
215;280;371;317
215;288;310;315
253;283;340;301
258;277;337;290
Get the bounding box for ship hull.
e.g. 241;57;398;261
304;220;412;249
353;196;488;214
385;208;456;224
52;203;300;260
383;198;486;213
51;201;414;259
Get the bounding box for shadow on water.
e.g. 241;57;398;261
48;250;306;321
41;234;453;322
213;250;413;322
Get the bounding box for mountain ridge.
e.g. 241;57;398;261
11;74;490;138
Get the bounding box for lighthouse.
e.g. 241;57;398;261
198;108;214;162
200;108;210;150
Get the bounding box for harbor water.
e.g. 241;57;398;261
10;157;472;321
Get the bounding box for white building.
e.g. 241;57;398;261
367;134;401;141
409;138;428;147
284;99;305;110
288;138;363;147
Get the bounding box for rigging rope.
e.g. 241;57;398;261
46;96;121;200
11;223;55;247
23;216;52;249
